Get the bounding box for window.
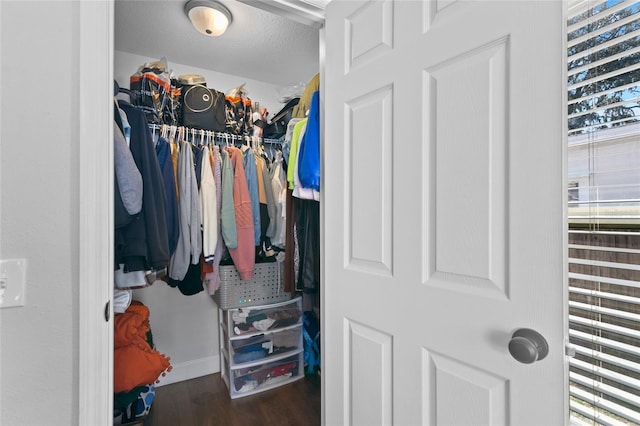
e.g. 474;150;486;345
569;181;581;202
567;0;640;424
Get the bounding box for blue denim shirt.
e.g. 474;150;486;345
243;147;261;245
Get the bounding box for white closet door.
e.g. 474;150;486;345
323;1;566;424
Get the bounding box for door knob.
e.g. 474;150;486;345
508;328;549;364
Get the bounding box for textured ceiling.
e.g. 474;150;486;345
114;0;321;87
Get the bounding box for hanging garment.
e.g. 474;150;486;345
287;118;308;190
283;187;298;293
155;136;179;256
254;152;270;246
114;122;143;217
292;72;319;119
225;146;255;280
205;146;224;295
282;117;301;291
257;153;277;240
170;139;179;202
297;90;320;192
280;118;302;173
292;121;319;201
242;146;261;246
117;107;132;146
269;152;287;248
168;140;201;281
295;199;320;293
114;161;137;231
193;144;204;190
169;261;204;296
116;101;170;273
114;104;136;231
220;148;238;249
200;145;218;262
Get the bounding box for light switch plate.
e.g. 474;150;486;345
0;258;27;308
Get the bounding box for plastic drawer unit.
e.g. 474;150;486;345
219;296;303;398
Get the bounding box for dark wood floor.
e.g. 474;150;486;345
144;373;321;426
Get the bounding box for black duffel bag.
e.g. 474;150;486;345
264;97;300;138
181;84;227;132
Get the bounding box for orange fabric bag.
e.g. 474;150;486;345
114;301;172;393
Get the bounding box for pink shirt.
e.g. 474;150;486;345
225;146;255;280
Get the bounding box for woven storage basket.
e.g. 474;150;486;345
213;261;291;310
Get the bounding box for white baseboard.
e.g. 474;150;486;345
156;355;220;387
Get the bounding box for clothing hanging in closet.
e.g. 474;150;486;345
114;80;321;301
115;100;170;275
281;85;321;296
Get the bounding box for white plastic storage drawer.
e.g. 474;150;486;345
225;326;302;366
224;352;303;398
225;297;302;337
219;297;304;398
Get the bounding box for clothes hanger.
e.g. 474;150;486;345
151;124;157;145
170;125;177;143
167;125;175;147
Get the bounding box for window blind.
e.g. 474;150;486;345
567;1;640;424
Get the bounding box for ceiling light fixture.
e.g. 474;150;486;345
184;0;232;37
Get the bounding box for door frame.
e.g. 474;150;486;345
77;2;326;424
78;1;114;424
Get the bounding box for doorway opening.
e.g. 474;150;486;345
109;2;324;424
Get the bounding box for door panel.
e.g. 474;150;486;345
429;352;508;425
347;319;393;425
430;38;508;297
347;84;393;275
323;1;566;425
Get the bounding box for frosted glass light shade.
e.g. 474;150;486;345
185;0;232;37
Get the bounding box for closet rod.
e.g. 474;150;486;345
148;123;284;145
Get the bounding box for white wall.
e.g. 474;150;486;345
568;122;640;203
0;2;79;425
131;282;221;386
